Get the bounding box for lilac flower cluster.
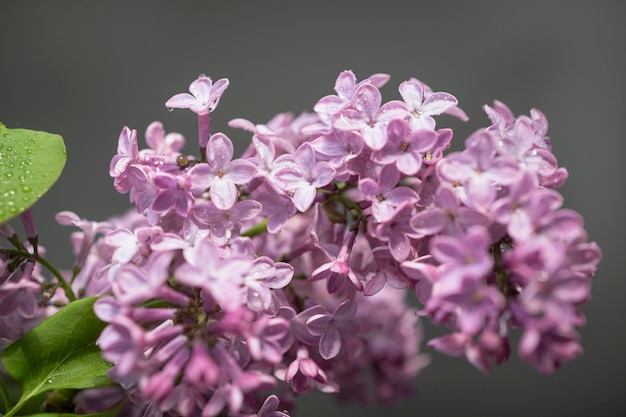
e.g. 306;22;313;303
58;71;599;415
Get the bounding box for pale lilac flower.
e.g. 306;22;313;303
399;78;463;130
252;182;297;234
484;101;568;188
429;226;493;297
0;269;39;318
152;171;193;217
358;164;418;222
183;343;220;387
280;346;328;394
55;211;114;271
110;126;139;193
401;256;438;303
140;348;189;407
104;225;163;264
333;83;408;150
363;246;414;296
437;130;519;209
517;319;582;375
246;315;291;363
109;252;182;305
191;199;262;245
166;75;229;156
126;165;159;225
306;300;359;359
310;129;364;179
176;239;251;311
291;305;327;346
311;230;364;294
165;75;229;115
314;70;390;124
372;119;438;175
143;121;185;154
232;111;317;156
242;256;293;312
495;185;563;241
243;135;292;192
373;201;420;262
440;279;506;335
422;128;454;166
96;314;147;385
202;346;275;417
273;142;336;212
188;133;256;210
411;185;492;237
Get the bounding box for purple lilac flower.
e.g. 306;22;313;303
176;239;252;311
190;199;262;246
279;346;329;395
429;226;493;298
314;70;390;125
56;211;114;272
273;142;336;212
110;126;139;193
166;75;229;156
151;171;193;217
166;75;229;115
410;185;492;237
305;299;359;360
75;71;603;415
188;133;256;210
437;129;519;209
372;119;438;175
310;129;364;180
311;230;364;294
242;256;293;312
363;245;414;296
143;121;185;155
399;78;462;130
333;82;408;150
372;201;420;262
358;164;418;223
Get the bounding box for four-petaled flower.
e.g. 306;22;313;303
165;75;229;115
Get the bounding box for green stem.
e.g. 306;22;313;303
0;249;75;302
492;241;516;299
240;218;268;238
0;376;10;414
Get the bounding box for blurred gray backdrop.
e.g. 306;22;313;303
1;1;624;416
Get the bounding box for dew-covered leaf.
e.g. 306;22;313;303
0;122;66;224
2;297;112;416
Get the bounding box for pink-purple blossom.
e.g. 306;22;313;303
0;70;600;416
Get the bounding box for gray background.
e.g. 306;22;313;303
1;1;624;416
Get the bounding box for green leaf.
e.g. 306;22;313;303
2;297;112;417
0;122;66;224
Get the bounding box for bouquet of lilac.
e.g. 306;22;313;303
0;70;601;417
